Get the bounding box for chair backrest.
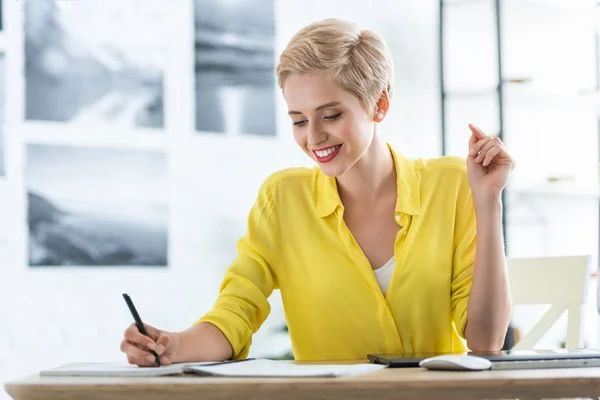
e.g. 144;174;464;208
507;255;591;350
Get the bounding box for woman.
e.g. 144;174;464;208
120;18;514;366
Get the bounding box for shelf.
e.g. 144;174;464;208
444;84;600;106
443;0;593;11
444;87;497;98
509;184;600;199
442;0;487;5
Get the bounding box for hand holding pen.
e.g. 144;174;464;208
121;293;179;367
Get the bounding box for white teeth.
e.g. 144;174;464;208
315;145;340;157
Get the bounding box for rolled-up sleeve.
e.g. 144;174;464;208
196;178;279;359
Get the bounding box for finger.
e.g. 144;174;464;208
483;145;503;166
127;355;156;368
159;355;172;366
156;335;172;356
124;324;158;350
143;323;161;341
468;130;477;146
121;340;155;362
471;137;494;158
475;138;500;162
487;146;515;167
132;342;162;365
468;132;478;154
121;340;153;362
469;124;487;140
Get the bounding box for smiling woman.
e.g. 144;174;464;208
120;18;514;366
283;71;389;178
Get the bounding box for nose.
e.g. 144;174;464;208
307;121;327;147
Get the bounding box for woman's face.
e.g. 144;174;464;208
283;72;378;177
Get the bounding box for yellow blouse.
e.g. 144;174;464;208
197;144;476;361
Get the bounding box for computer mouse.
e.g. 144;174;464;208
419;355;492;371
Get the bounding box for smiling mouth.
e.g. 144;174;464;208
312;144;342;163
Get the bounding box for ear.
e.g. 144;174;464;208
373;90;390;122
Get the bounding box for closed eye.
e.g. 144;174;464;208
293;112;341;127
324;112;342;121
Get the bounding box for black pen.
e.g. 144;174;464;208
122;293;161;367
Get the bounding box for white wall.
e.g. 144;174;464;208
0;0;441;395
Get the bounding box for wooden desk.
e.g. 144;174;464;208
6;363;600;400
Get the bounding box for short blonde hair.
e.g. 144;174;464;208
276;18;394;112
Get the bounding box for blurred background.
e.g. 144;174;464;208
1;0;600;396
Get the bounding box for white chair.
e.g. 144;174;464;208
507;255;591;350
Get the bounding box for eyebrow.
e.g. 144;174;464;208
288;101;341;115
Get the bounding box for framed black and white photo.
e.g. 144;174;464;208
24;0;166;129
194;0;276;136
27;145;168;267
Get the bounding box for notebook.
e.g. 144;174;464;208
40;359;387;378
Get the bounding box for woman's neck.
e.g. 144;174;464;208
336;134;396;207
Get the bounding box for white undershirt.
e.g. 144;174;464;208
373;257;395;296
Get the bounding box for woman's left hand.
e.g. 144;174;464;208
466;124;515;203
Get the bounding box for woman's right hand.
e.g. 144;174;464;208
120;323;180;367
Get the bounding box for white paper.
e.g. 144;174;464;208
40;362;213;377
40;360;387;378
187;359;387;377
